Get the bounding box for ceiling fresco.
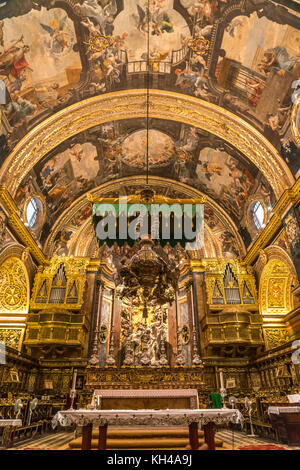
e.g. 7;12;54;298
0;0;298;259
0;1;299;169
15;117;275;250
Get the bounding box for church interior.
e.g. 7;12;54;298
0;0;300;452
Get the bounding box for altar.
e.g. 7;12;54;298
92;389;199;410
52;408;242;450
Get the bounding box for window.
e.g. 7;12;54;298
252;201;264;229
26;197;43;229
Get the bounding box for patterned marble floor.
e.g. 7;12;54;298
215;430;300;450
5;431;76;450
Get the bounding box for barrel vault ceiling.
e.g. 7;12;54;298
0;0;299;259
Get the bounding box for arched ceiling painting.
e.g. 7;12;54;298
0;0;299;260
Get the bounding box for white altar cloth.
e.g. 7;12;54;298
0;419;22;427
268;406;300;415
52;408;243;429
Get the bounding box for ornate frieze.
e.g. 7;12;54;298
0;328;24;351
85;366;205;391
264;328;290;350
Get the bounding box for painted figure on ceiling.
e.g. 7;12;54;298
258;46;300;76
54;229;74;256
76;0;117;35
0;37;32;82
40;15;73;56
133;1;174;36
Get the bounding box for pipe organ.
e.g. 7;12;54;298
24;257;90;358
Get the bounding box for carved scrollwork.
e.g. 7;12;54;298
0;257;29;313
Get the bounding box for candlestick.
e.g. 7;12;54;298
219;369;224;390
219;369;227;408
71;369;77;391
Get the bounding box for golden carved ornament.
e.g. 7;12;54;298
0;257;29;313
264;328;290;350
0;328;24;351
291;91;300;148
203;258;258;308
260;259;294;316
0;90;294;199
30;255;89;311
243;179;300;266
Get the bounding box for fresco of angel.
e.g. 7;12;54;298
40;16;73;56
151;10;174;36
132;4;150;33
133;3;174;36
76;0;117;35
54;229;74;256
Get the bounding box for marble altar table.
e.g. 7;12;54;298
52;408;242;450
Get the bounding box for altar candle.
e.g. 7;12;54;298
71;369;77;391
219;369;224;390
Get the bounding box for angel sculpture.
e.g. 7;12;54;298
40;16;71;55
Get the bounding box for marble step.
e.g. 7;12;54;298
69;434;223;450
91;427;205;439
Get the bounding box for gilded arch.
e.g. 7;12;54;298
0;90;294;199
